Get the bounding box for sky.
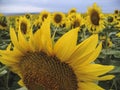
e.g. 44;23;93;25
0;0;120;15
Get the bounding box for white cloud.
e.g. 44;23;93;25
0;5;45;13
0;0;120;14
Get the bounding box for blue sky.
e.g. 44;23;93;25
0;0;120;15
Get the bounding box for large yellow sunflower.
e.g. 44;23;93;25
0;17;114;90
86;3;105;33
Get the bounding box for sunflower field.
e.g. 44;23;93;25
0;3;120;90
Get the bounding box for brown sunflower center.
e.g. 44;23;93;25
20;52;78;90
20;22;27;34
114;10;119;14
108;16;113;23
73;20;80;28
0;21;7;27
42;14;48;21
90;10;100;25
0;16;7;27
70;10;76;14
54;14;62;23
26;14;31;19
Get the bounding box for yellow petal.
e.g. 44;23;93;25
0;57;18;66
78;82;104;90
39;16;53;55
76;74;114;82
18;28;30;51
10;27;19;48
33;27;42;51
68;34;98;63
80;42;102;66
0;47;23;58
28;30;36;52
98;75;115;80
18;79;25;86
54;28;79;61
33;16;53;54
76;73;99;81
76;64;114;76
6;43;12;51
69;38;101;67
10;27;23;53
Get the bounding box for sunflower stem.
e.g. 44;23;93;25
52;27;57;45
5;70;10;90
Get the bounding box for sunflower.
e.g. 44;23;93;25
17;16;31;37
60;17;71;30
25;13;32;20
100;35;113;48
105;14;117;26
71;13;84;29
0;15;8;30
32;17;42;33
115;17;120;29
68;8;77;15
0;17;114;90
39;10;51;22
52;12;66;27
86;3;105;33
114;10;119;15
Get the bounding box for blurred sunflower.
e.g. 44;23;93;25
71;13;84;29
86;3;105;33
0;15;8;30
25;13;32;20
105;14;117;26
18;16;31;37
114;10;119;15
116;32;120;37
68;8;77;15
60;17;71;30
52;12;66;27
0;17;114;90
39;10;51;22
116;17;120;28
32;17;42;33
100;36;113;48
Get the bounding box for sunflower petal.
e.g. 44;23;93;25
68;35;99;66
10;27;19;48
98;75;115;80
69;34;98;62
78;82;104;90
33;28;42;51
40;16;53;55
18;28;30;51
77;42;102;66
28;30;36;52
54;28;79;61
81;42;102;65
33;16;53;54
76;64;114;76
18;79;25;86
